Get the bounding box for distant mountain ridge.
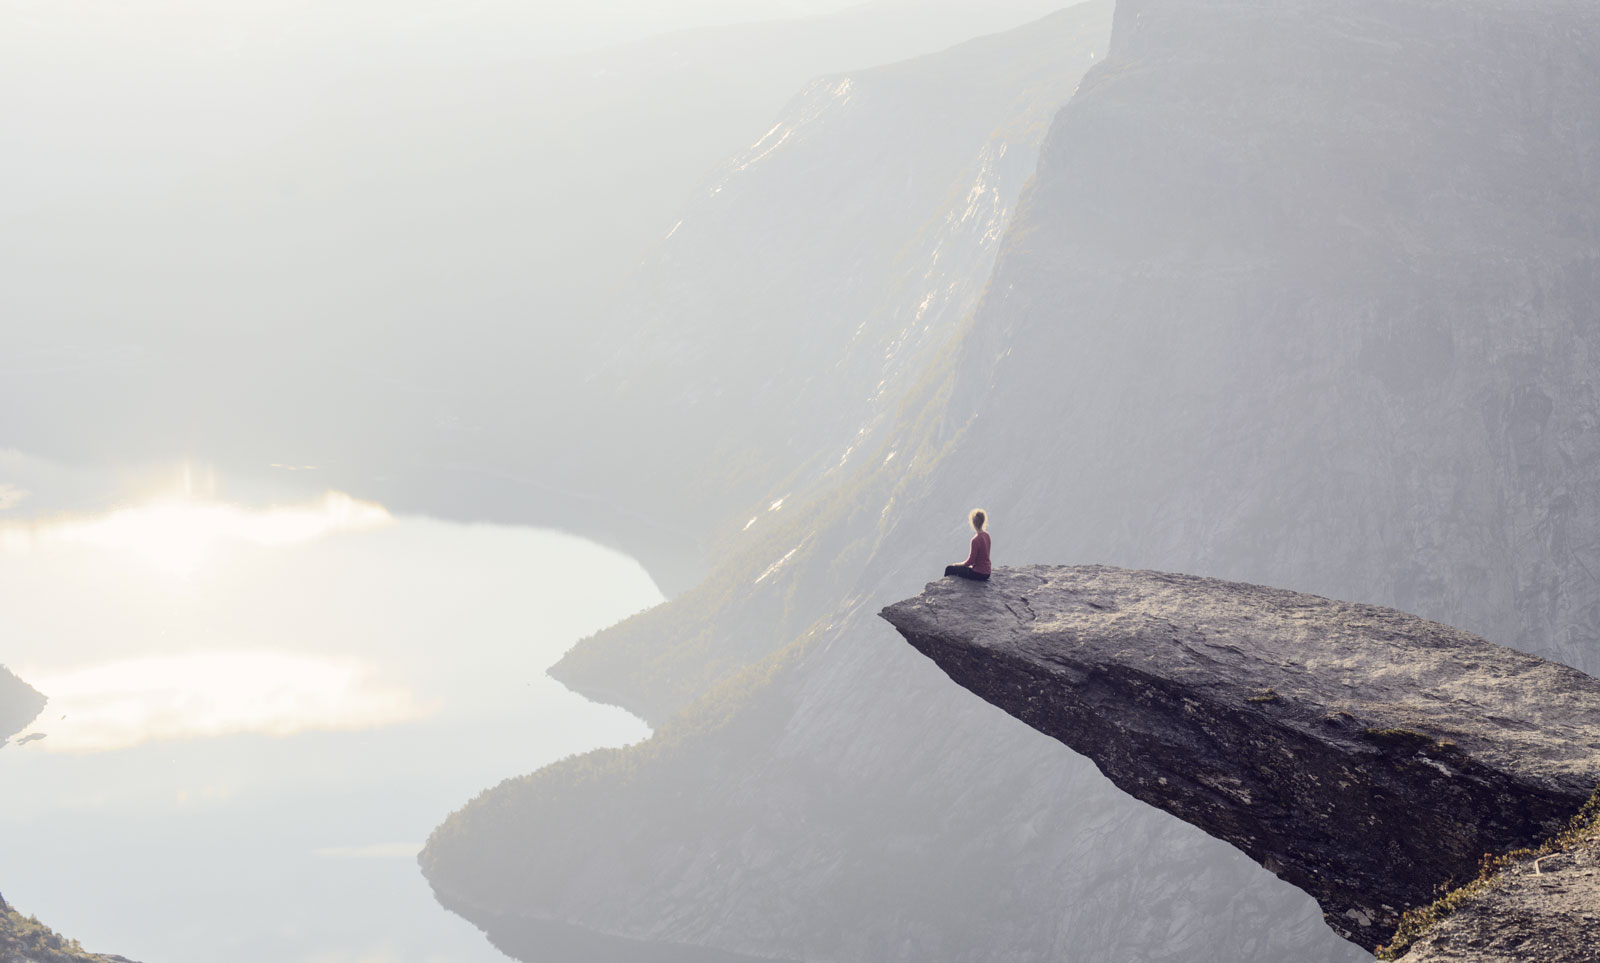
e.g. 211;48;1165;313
0;667;44;748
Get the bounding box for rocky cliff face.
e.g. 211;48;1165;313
939;0;1600;677
428;0;1600;959
551;2;1115;720
881;565;1600;951
555;3;1114;554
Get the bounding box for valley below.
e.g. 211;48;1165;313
7;0;1600;958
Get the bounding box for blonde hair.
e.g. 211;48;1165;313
969;508;987;531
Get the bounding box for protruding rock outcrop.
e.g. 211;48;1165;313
880;565;1600;952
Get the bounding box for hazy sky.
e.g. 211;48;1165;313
2;0;1067;491
0;0;871;67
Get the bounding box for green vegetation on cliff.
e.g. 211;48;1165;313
1376;787;1600;960
0;895;135;963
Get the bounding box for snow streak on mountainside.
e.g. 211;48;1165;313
551;5;1113;719
567;8;1110;551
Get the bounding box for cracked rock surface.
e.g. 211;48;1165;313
881;565;1600;951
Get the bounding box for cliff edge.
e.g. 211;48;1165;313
880;566;1600;954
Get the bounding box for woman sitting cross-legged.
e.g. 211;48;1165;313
944;509;991;582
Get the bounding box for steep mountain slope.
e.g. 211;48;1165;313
428;0;1600;959
579;7;1108;533
552;4;1113;715
934;0;1600;676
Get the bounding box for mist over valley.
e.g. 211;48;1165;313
5;0;1600;961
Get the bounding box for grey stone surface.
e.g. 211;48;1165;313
881;565;1600;950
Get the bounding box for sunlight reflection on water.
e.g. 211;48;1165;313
6;491;419;752
19;651;431;753
0;491;392;576
0;480;662;963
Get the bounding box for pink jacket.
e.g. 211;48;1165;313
962;531;992;575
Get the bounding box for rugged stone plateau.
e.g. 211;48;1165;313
880;566;1600;953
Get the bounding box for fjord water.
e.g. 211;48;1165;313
0;493;662;962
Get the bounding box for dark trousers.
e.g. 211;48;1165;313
944;565;990;581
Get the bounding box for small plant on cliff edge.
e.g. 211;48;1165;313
1375;785;1600;960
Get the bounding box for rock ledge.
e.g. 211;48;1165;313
880;565;1600;951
